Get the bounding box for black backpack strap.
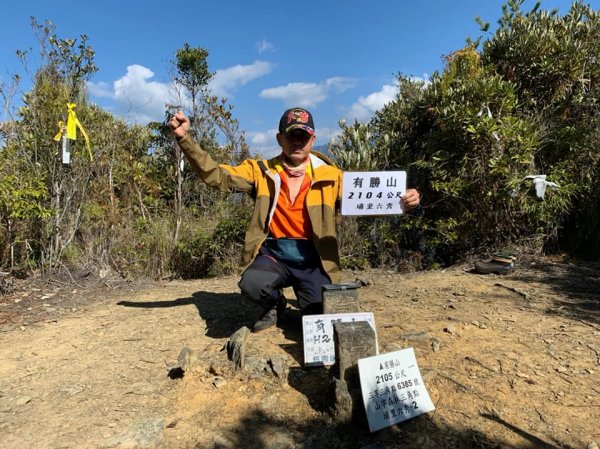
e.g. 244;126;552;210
256;160;275;234
257;160;269;174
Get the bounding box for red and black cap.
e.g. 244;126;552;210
278;107;315;135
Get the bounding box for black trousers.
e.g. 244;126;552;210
238;247;331;314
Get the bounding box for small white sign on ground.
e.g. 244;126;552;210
341;171;407;216
358;347;435;432
302;312;377;367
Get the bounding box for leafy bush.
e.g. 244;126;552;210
171;204;249;279
364;1;600;264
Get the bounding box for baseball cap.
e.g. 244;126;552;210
278;108;315;135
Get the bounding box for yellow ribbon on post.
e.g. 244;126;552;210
53;103;93;161
66;103;93;161
53;121;66;142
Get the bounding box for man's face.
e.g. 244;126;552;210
277;129;315;166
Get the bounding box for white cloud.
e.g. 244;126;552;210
248;129;277;147
87;81;113;98
326;77;357;93
345;83;399;122
260;77;356;108
315;127;342;143
87;65;174;124
343;74;430;123
112;65;173;123
210;60;274;98
408;74;431;86
260;82;326;108
88;61;275;124
256;38;274;55
246;129;279;157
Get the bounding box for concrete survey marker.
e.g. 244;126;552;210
302;312;377;367
358;347;435;432
334;321;377;388
322;283;361;314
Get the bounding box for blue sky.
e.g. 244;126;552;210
1;0;595;157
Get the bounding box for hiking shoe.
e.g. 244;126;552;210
474;259;514;275
276;295;287;318
253;306;278;332
300;302;323;316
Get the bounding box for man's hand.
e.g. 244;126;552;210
401;188;420;210
168;111;190;139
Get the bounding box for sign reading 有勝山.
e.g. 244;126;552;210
358;348;435;432
302;312;377;367
341;171;407;216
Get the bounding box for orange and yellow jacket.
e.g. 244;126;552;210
177;135;343;282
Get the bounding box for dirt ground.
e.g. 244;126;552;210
1;256;599;449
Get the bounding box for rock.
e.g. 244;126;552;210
431;338;442;352
332;378;353;424
227;326;250;369
15;396;32;406
213;434;235;449
245;356;266;373
268;356;289;380
400;331;428;340
444;325;457;334
212;377;227;388
355;277;373;287
587;442;598;449
177;346;197;372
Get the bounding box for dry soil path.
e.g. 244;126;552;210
1;261;599;449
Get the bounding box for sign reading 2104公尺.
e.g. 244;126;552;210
341;171;407;216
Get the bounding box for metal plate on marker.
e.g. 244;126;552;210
321;283;361;291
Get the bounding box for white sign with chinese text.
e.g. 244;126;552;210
358;348;435;432
302;312;377;367
341;171;407;216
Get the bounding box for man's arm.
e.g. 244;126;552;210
168;112;255;193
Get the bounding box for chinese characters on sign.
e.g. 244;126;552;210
358;348;435;432
341;171;407;216
302;313;377;367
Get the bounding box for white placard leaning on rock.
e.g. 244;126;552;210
358;348;435;432
302;312;377;367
